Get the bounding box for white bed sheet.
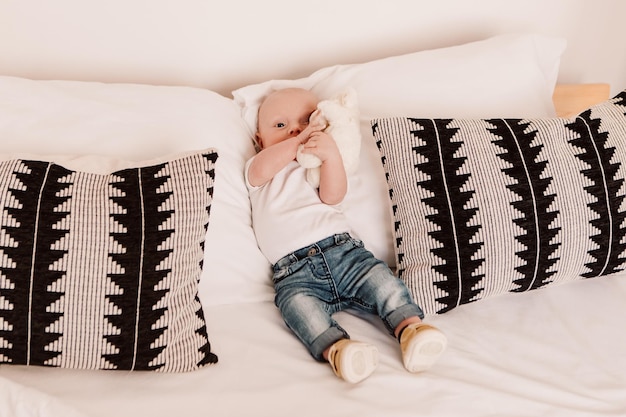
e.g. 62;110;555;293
0;375;88;417
1;273;625;417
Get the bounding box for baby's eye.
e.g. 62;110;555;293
275;122;285;128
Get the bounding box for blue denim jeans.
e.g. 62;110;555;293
272;233;424;361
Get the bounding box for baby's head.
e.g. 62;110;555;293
256;88;319;150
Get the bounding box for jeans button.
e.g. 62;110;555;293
307;248;317;257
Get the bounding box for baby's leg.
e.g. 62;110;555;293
275;290;347;361
276;291;377;383
351;262;447;372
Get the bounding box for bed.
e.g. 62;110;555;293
2;2;626;416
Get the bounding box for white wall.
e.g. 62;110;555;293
1;0;625;96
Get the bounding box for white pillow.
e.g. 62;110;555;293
0;76;273;307
232;33;566;267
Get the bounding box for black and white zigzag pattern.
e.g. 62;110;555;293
0;151;218;371
372;90;626;314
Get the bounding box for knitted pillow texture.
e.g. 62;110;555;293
0;151;218;371
372;90;626;314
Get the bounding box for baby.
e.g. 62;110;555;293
245;87;447;383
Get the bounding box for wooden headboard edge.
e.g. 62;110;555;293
553;83;611;117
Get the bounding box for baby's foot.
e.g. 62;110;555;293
327;339;378;383
399;323;447;373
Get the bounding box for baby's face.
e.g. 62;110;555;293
256;88;318;149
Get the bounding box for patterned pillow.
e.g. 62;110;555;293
372;90;626;315
0;150;219;371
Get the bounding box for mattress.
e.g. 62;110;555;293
1;272;625;417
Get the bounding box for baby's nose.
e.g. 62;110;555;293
289;126;302;135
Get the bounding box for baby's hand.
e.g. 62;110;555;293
307;109;328;132
300;131;339;163
297;109;328;147
294;109;327;145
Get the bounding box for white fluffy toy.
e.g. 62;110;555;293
296;88;361;188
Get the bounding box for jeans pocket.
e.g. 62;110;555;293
351;237;364;248
272;265;291;284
